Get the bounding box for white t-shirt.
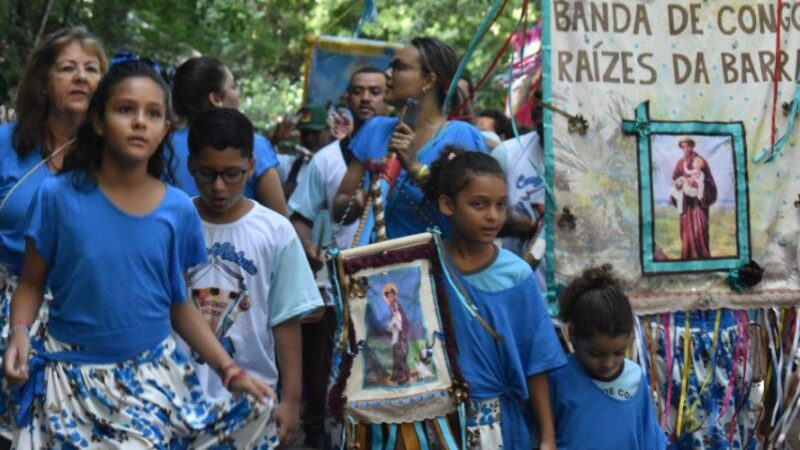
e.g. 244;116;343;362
288;139;358;250
181;201;323;399
491;132;547;291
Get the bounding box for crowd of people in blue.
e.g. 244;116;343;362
0;26;668;449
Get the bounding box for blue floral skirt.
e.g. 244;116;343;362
6;334;278;449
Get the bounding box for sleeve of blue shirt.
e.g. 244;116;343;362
253;133;280;177
24;176;57;265
349;116;399;162
517;276;566;376
180;203;208;271
267;236;323;327
287;158;325;221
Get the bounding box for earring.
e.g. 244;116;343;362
422;87;430;94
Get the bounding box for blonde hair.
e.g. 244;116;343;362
382;283;399;298
13;27;108;156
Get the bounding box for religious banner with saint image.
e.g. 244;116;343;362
327;232;468;448
543;0;800;313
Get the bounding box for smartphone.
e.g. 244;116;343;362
401;98;420;130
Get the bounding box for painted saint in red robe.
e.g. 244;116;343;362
669;137;717;259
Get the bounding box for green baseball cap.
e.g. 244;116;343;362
297;104;328;131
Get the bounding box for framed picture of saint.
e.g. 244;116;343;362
623;102;750;273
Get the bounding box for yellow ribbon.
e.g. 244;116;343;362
682;310;722;433
676;313;693;435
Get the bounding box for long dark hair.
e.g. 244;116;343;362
410;37;461;111
62;60;175;183
171;56;228;123
13;27;108;157
558;265;634;342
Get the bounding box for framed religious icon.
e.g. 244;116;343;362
623;102;751;274
327;232;467;447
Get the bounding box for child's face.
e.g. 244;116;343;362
96;77;170;165
573;332;632;381
439;174;508;245
189;146;254;219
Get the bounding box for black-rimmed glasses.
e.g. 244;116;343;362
190;168;248;184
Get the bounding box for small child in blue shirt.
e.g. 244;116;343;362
2;60;277;448
548;265;668;449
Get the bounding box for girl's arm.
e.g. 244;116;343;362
332;159;366;225
4;239;48;385
255;167;289;217
272;318;302;445
170;302;274;403
528;373;557;450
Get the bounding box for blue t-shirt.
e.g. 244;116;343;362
350;117;487;238
26;174;207;360
549;355;668;450
0;122;51;274
168;128;279;198
446;248;566;450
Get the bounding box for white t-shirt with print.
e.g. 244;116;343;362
181;200;323;400
491;132;547;291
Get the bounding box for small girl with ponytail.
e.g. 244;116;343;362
422;146;565;450
548;265;667;449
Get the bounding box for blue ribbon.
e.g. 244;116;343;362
353;0;378;38
443;0;506;114
431;231;478;320
414;421;430;450
753;72;800;164
13;339;46;427
110;50;162;74
385;423;398;450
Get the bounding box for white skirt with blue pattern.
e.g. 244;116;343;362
4;334;278;449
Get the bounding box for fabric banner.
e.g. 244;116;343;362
543;1;800;313
303;35;400;108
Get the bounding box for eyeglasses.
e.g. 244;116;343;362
388;59;426;73
190;168;248;184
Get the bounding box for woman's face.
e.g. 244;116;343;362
385;45;432;107
216;67;240;109
47;40;102;117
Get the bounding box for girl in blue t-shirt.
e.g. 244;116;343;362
2;60;278;448
548;265;667;449
422;147;565;450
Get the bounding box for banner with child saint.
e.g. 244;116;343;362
327;232;467;447
543;1;800;313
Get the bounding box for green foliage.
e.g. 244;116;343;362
0;0;539;133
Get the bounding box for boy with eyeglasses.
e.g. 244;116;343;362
183;107;323;448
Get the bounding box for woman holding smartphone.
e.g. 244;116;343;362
332;37;487;240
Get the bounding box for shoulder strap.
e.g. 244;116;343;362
0;139;73;214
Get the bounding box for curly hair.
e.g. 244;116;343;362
420;145;505;202
558;264;634;342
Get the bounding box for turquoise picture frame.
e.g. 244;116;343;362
622;102;751;274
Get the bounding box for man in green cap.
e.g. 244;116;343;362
283;104;332;198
